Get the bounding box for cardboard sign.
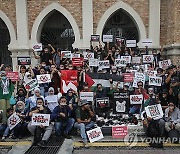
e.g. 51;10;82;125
89;59;98;67
31;113;50;126
121;56;131;64
83;52;94;60
142;55;154;63
80;92;94;102
132;57;141;64
96;97;109;108
115;59;126;67
98;60;110;69
112;126;128;139
149;76;162;86
103;35;113;42
142;39;153;47
130;95;143;104
72;57;84;66
126;40;136;47
159;59;171;69
6;72;19;81
122;73;134;82
145;104;163;120
8;112;21;130
87;127;104;143
17;57;31;65
32;43;42;51
133;72;145;88
37;74;51;84
91;35;100;42
25;79;38;91
61;51;71;59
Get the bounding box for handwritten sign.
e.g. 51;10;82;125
31;113;50;126
32;43;42;52
8;113;21;130
80;92;94;102
112;126;128;139
87;127;104;143
103;35;113;42
145;104;163;120
37;74;51;84
130;95;143;104
149;76;162;86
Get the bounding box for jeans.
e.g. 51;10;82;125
165;122;180;132
55;118;75;136
0;124;9;137
129;106;140;114
74;121;94;142
13;122;28;137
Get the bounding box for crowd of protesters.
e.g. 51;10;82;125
0;40;179;148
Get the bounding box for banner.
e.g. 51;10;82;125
61;70;78;93
17;57;31;65
145;104;163;120
132;57;141;64
142;39;153;47
8;112;21;130
112;126;128;139
25;79;38;91
6;72;19;81
80;92;94;102
61;51;71;59
103;35;113;42
96;97;109;108
91;35;100;42
126;40;136;47
115;59;126;67
149;76;162;86
72;57;84;66
142;55;154;63
121;56;131;64
130;95;143;104
87;127;104;143
32;43;42;52
132;72;145;88
89;59;98;67
122;73;134;82
83;52;94;60
31;113;50;126
37;74;51;84
159;59;171;69
98;60;110;69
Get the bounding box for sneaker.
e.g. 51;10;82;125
63;133;71;139
38;140;47;148
1;136;6;141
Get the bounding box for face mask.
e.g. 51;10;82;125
37;105;42;108
42;64;46;67
1;76;6;80
169;106;174;110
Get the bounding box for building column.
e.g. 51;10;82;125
149;0;160;48
82;0;93;49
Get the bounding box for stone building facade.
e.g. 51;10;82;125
0;0;179;70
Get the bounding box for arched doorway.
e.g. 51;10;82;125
0;18;12;66
102;9;139;45
40;10;75;50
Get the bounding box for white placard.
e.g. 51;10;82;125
132;72;145;88
98;60;110;69
89;59;98;67
142;55;154;63
115;59;126;67
142;39;153;47
80;92;94;102
83;52;94;60
32;43;43;52
61;51;72;59
126;40;136;47
121;56;131;64
145;70;157;77
116;100;126;112
37;74;51;84
149;76;162;86
86;127;104;143
8;112;21;130
145;104;164;120
31;113;50;127
130;95;143;104
25;79;38;91
103;35;113;42
132;57;141;64
159;59;171;69
72;53;80;58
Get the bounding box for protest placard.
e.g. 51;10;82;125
80;92;94;102
145;104;163;120
142;39;153;47
8;112;21;130
17;57;31;65
87;127;104;143
25;79;38;91
149;76;162;86
37;74;51;84
145;70;157;77
121;56;131;64
132;72;145;88
142;55;154;63
112;126;128;139
98;60;110;69
96;97;109;108
31;113;50;126
103;35;113;42
61;51;72;59
91;35;100;42
32;43;42;52
126;40;136;47
72;53;80;58
130;95;143;104
122;73;134;82
83;52;94;60
159;59;171;69
115;59;126;67
132;57;141;64
89;59;98;67
72;57;84;66
6;72;19;81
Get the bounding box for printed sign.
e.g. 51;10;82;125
145;70;157;77
31;113;50;127
89;59;98;67
103;35;113;42
132;57;141;64
115;59;126;67
37;74;51;84
130;95;143;104
72;53;80;58
91;35;100;42
121;56;131;64
17;57;31;65
98;60;110;69
72;57;84;66
133;72;145;88
61;51;71;59
83;52;94;60
32;43;42;52
145;104;163;120
126;40;136;47
122;73;134;82
80;92;94;102
8;112;21;130
87;127;104;143
142;55;154;63
142;39;153;47
96;97;109;108
25;79;38;91
149;76;162;86
159;59;171;69
6;72;19;81
112;126;128;139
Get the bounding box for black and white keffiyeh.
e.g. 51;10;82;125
1;78;9;95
